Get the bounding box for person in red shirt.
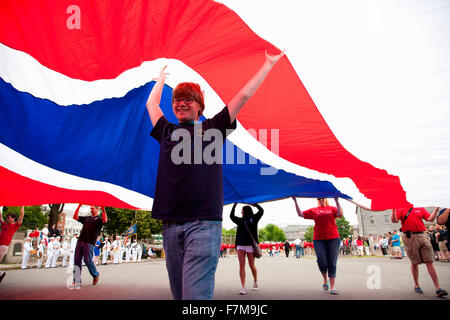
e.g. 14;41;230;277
292;197;343;295
391;207;447;297
0;206;24;284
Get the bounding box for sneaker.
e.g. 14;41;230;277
330;289;339;295
72;281;82;289
252;283;259;291
239;288;247;295
436;288;448;297
0;272;5;284
414;286;423;294
93;275;99;285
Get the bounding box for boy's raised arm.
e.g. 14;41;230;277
227;50;285;123
146;66;168;127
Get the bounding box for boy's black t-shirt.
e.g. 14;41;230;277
77;216;104;245
150;106;236;222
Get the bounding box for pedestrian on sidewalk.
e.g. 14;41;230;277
292;197;343;295
0;206;24;283
72;204;107;288
391;207;448;297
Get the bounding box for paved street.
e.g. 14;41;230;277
0;254;449;300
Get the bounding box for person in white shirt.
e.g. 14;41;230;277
102;237;110;265
45;237;55;268
120;238;125;263
41;224;49;245
21;238;33;269
36;239;46;268
61;238;71;267
69;234;78;266
51;236;61;267
294;238;302;259
112;236;122;264
125;239;131;263
137;242;142;262
131;240;138;262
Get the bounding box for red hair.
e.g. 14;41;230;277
172;82;205;116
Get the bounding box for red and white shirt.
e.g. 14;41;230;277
303;206;339;240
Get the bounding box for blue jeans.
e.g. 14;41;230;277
295;245;301;258
162;220;222;300
313;238;340;278
73;240;98;284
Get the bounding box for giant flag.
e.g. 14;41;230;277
1;0;448;210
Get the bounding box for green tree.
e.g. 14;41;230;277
3;206;47;231
304;226;314;242
222;228;236;244
222;228;236;235
102;208;162;241
259;224;286;242
336;217;352;239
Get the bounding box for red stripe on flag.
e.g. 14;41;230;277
0;166;138;209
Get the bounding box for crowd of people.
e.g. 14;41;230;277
339;225;449;261
18;231;157;271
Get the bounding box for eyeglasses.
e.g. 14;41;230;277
173;97;195;105
317;198;325;200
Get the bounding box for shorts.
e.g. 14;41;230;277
393;246;401;253
236;245;254;253
402;233;435;265
0;245;9;262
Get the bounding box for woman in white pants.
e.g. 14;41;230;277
45;237;55;268
112;236;121;264
61;238;70;267
137;243;142;262
102;238;110;265
119;240;125;263
51;237;61;267
131;240;137;262
21;238;33;269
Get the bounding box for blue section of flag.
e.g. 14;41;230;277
0;77;350;205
